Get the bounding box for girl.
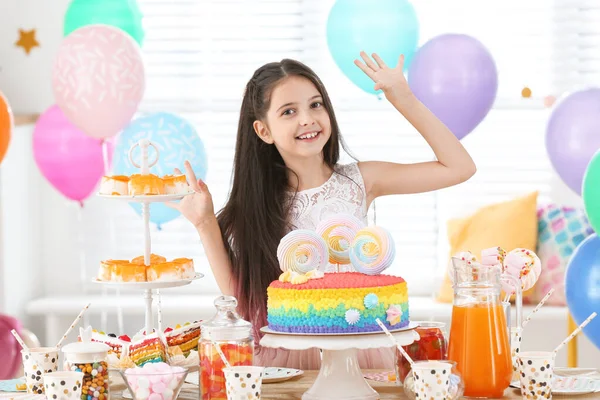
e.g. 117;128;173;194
169;52;476;369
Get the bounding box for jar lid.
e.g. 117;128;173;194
201;296;253;341
62;340;110;354
62;326;110;355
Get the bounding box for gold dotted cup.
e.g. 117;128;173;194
511;327;523;380
43;371;84;400
21;347;59;394
516;351;555;400
223;366;265;400
411;360;454;400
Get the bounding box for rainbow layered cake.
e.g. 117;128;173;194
129;331;167;366
267;271;408;333
267;216;408;334
164;321;201;357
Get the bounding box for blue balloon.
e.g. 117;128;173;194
326;0;419;95
112;112;208;228
565;233;600;350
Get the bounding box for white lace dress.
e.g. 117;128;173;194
255;163;396;370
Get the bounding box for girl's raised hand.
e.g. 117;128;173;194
354;51;413;103
166;160;215;229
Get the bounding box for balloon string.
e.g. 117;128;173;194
75;202;89;331
102;140;109;176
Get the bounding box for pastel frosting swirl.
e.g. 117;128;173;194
277;229;329;273
316;214;366;264
349;226;396;275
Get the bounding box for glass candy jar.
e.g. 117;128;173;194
62;328;111;400
396;321;448;384
199;296;254;400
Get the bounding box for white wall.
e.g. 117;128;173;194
0;0;70;114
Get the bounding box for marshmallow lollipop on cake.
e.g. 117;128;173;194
316;214;366;265
501;248;542;295
349;226;396;275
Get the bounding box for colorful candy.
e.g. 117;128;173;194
199;341;253;400
65;361;109;400
502;248;542;293
277;229;329;274
349;226;396;275
316;214;366;264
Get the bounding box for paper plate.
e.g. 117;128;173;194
263;367;304;383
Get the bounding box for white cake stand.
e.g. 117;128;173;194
95;139;203;334
260;322;419;400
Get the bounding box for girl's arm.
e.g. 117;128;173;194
167;162;236;295
195;217;236;296
354;52;477;204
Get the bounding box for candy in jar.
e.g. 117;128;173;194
62;326;111;400
199;296;254;400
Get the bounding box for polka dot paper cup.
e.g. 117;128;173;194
21;347;59;394
223;366;265;400
511;327;523;378
43;371;84;400
517;351;555;399
411;360;455;399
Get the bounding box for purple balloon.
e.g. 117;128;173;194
546;89;600;195
33;105;113;205
408;34;498;140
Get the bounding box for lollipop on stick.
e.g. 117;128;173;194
349;226;396;275
277;229;329;274
501;248;542;299
480;246;506;266
316;214;366;271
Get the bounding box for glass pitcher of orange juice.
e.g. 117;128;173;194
447;257;522;398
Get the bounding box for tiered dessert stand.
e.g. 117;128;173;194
260;323;419;400
93;138;203;335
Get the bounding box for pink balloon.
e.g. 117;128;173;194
52;24;145;139
0;314;23;380
33;105;113;204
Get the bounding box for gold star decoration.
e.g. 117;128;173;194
15;29;40;55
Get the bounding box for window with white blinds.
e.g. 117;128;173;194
78;0;599;297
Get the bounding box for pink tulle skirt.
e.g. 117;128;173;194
254;346;395;370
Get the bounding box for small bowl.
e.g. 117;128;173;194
119;364;188;400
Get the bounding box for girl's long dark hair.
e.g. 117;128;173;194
216;59;348;341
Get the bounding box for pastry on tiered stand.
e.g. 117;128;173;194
99;173;192;196
96;254;195;283
93;139;204;375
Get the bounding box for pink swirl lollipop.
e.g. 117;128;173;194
316;214;366;264
502;248;542;294
349;226;396;275
277;229;329;274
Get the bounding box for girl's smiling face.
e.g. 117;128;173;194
253;75;332;160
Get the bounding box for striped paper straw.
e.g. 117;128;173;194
554;312;597;354
56;302;91;348
375;318;414;366
11;329;29;352
522;288;555;328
